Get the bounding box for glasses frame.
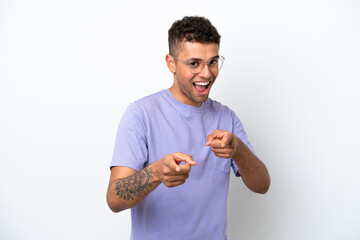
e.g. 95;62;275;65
172;55;225;74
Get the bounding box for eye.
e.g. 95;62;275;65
187;60;200;68
209;59;218;66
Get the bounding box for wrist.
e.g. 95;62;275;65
232;136;245;159
148;162;162;184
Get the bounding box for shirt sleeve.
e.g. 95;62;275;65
231;110;256;177
110;103;148;171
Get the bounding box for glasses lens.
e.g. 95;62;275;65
217;56;224;71
185;56;224;74
210;57;224;72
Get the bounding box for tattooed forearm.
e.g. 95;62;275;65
115;167;153;201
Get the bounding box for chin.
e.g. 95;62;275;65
195;95;209;103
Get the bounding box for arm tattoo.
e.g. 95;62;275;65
115;167;153;201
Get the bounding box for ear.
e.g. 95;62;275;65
166;54;176;73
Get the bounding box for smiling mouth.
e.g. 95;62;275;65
193;81;211;95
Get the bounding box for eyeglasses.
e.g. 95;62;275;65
172;55;225;74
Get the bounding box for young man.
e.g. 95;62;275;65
107;16;270;240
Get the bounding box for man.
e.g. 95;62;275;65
107;16;270;240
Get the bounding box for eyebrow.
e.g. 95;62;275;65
186;55;220;61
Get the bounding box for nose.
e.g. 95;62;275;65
198;63;212;78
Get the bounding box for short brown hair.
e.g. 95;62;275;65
168;16;221;57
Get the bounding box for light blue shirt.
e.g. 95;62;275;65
111;89;255;240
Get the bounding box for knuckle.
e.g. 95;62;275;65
162;168;171;175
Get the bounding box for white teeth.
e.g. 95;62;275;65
194;82;210;86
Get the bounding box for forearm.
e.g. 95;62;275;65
107;165;161;212
233;138;271;194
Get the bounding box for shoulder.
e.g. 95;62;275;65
133;90;167;108
127;90;167;116
122;90;172;129
118;91;166;138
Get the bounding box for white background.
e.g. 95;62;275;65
1;0;359;239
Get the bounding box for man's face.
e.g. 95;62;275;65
169;42;219;107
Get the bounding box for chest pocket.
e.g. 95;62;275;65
211;155;231;174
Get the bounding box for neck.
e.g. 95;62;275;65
168;86;202;108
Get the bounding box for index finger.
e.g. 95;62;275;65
206;130;221;146
173;152;197;166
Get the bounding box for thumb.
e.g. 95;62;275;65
170;159;182;172
206;133;218;146
220;133;233;147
